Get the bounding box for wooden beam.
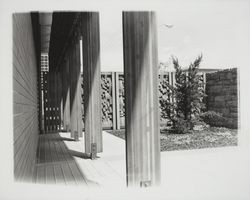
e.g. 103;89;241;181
123;11;161;187
81;12;102;154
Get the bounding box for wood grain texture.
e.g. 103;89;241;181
81;12;103;153
62;57;71;131
13;13;39;182
69;40;83;138
35;133;87;185
123;11;161;187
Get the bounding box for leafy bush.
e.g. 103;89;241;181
160;55;206;133
174;55;206;121
200;111;227;127
173;118;191;134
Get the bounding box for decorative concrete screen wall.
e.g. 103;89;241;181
13;14;39;181
81;72;125;130
206;68;238;128
81;72;206;130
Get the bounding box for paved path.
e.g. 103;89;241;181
35;131;126;187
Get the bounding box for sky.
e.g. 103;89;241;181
99;0;250;72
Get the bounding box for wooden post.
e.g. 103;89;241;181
62;55;71;132
62;59;66;130
81;12;102;154
57;70;62;131
76;39;83;138
123;11;161;187
69;39;83;139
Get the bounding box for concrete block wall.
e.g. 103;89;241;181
206;68;238;128
13;13;39;181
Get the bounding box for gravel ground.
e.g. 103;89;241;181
106;127;238;151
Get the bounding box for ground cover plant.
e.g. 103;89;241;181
106;127;237;151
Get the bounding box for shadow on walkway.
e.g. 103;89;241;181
34;132;99;186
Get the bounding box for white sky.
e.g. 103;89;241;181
99;0;250;72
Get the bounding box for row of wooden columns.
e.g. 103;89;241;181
48;11;160;187
58;13;103;156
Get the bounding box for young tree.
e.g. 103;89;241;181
160;54;206;133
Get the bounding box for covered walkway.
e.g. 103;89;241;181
34;131;126;187
13;11;161;187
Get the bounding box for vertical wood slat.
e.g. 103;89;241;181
123;11;161;187
81;12;102;153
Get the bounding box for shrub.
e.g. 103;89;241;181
173;118;191;134
174;55;206;121
160;55;206;133
200;111;227;127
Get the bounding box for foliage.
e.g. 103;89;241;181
173;118;192;134
161;54;206;133
200;111;227;127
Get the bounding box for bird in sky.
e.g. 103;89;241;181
162;24;174;28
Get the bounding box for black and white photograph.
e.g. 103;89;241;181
0;0;250;199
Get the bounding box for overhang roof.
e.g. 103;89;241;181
48;12;78;71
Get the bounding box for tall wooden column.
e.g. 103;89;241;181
56;70;62;131
123;11;161;187
62;55;71;131
81;12;102;154
69;39;83;139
